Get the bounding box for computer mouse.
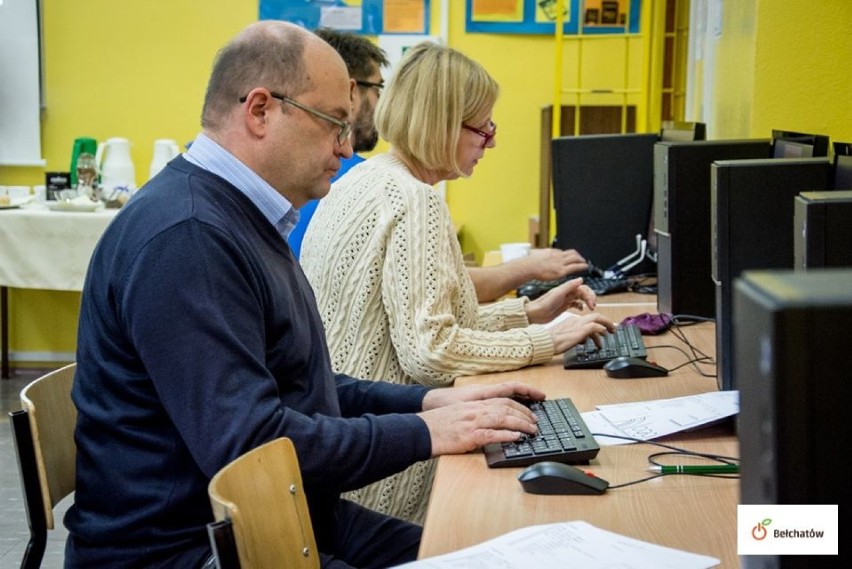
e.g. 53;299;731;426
517;461;609;495
516;283;544;300
603;356;669;379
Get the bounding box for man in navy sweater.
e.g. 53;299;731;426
65;20;543;569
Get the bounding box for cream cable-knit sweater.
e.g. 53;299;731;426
301;152;555;523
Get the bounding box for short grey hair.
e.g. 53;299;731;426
201;22;310;131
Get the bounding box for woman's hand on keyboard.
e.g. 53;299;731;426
525;277;597;324
547;312;616;354
418;397;541;457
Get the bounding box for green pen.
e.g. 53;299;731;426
647;464;739;474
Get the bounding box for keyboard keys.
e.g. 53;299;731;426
563;323;648;369
483;398;600;468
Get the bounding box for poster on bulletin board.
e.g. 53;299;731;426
259;0;431;35
466;0;641;35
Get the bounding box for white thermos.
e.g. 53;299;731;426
96;137;136;195
149;139;181;180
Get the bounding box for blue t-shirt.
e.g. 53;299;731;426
289;153;365;258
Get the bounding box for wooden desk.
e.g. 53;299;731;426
419;300;738;567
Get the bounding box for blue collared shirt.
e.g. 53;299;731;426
183;133;298;241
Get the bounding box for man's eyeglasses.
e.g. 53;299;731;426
462;121;497;149
239;91;351;146
355;79;384;96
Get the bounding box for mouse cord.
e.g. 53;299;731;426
590;433;740;489
646;344;715;376
670;316;717;370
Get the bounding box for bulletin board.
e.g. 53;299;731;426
260;0;431;35
466;0;641;35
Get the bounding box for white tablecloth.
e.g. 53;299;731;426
0;205;120;291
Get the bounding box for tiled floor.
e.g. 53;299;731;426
1;368;69;569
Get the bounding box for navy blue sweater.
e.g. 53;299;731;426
65;157;432;567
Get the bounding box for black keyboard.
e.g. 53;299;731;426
562;323;648;369
584;276;630;295
516;275;630;299
484;398;599;468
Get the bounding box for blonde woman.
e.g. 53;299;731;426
301;42;614;524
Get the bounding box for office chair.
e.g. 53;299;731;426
207;437;319;569
9;363;78;569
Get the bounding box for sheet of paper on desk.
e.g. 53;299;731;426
583;391;739;446
397;521;719;568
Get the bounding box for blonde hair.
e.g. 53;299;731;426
375;42;498;177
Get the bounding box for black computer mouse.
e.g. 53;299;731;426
517;461;609;495
603;356;669;379
516;283;544;300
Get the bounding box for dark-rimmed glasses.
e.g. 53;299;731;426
462;121;497;149
239;92;351;146
355;79;384;96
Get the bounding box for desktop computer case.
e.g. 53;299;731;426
710;158;831;391
735;269;851;569
793;191;852;270
654;140;770;318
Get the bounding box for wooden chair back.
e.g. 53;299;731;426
207;437;319;569
10;363;77;568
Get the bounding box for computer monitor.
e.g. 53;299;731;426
654;139;771;318
831;141;852;189
771;129;830;159
659;121;707;142
794;190;852;270
735;268;850;569
711;157;832;391
551;133;658;274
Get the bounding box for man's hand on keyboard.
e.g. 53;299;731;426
419;384;545;457
547;312;616;354
525;277;597;324
523;248;588;282
421;381;545;410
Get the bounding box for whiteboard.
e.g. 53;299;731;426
0;0;44;166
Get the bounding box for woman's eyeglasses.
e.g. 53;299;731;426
462;121;497;148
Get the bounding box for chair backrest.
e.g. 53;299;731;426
208;437;319;569
19;363;78;529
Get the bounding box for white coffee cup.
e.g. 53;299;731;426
500;242;531;262
33;185;47;203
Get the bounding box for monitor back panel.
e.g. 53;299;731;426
551;133;658;272
654;139;770;317
794;191;852;270
711;158;832;390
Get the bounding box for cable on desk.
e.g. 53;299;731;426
642;314;718;378
590;433;740;489
647;344;714;376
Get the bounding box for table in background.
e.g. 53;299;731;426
0;205;119;378
419;299;739;568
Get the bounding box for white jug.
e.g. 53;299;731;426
149;138;181;180
96;137;136;195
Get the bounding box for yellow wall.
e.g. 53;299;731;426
750;0;852;141
4;0;850;362
2;1;652;361
708;0;852;142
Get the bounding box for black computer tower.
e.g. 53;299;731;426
711;158;832;391
794;191;852;270
551;133;658;273
654;139;771;318
735;269;851;569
